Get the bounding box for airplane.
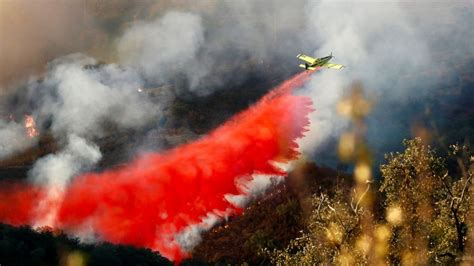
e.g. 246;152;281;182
297;53;345;70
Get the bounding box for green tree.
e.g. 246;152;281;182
270;183;368;265
380;138;471;264
272;138;472;265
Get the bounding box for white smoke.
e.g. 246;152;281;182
117;3;309;96
25;53;160;224
299;0;474;154
206;0;308;60
225;174;284;208
30;135;101;187
297;72;348;153
30;135;101;227
36;54;157;139
118;12;206;90
0;120;36;159
175;213;221;252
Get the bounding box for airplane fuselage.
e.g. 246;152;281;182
313;55;333;67
297;53;344;70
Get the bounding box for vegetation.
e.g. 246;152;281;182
0;223;173;266
268;86;473;265
191;182;305;264
270;138;472;265
381;140;471;264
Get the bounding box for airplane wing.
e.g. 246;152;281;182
297;54;317;65
323;63;345;70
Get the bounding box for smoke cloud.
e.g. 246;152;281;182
29;135;102;227
299;1;474;161
0;120;36;159
118;12;205;89
23;52;165;229
116;1;308;96
30;135;101;188
33;54;157;140
0;0;181;91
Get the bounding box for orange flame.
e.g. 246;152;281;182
24;115;39;138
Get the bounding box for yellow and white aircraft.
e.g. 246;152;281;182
297;53;345;70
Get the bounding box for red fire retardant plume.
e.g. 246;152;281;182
0;71;314;261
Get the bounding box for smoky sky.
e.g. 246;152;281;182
0;0;473;253
298;0;474;166
117;0;310;96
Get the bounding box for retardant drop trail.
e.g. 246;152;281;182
0;71;314;261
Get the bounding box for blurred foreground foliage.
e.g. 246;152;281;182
268;86;473;265
271;138;472;265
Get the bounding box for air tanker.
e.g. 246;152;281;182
297;53;345;70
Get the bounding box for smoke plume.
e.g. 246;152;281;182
33;54;157;139
29;135;102;228
116;1;308;95
118;12;205;89
298;1;474;163
0;120;36;159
